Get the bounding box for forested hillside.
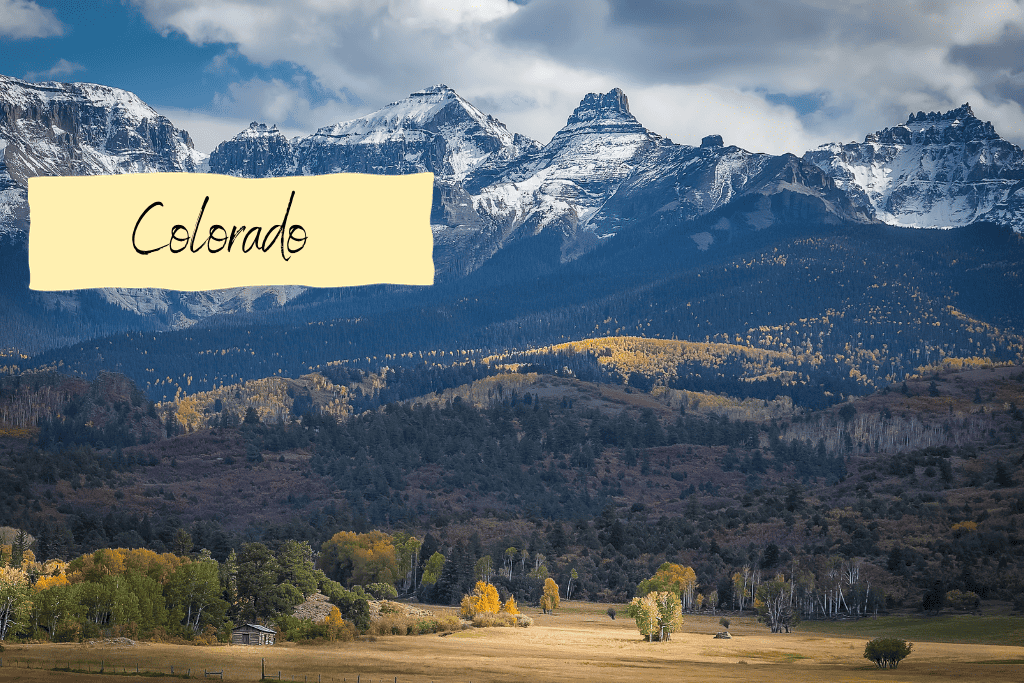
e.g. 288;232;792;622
1;364;1022;619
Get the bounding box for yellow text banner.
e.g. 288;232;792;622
28;172;435;290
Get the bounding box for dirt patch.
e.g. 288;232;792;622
291;593;333;623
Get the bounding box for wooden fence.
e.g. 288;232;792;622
0;656;468;682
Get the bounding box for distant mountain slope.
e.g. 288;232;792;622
23;217;1024;406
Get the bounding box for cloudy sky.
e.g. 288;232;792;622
2;0;1023;155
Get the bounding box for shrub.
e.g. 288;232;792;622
864;638;913;669
367;611;463;636
944;590;980;611
366;583;398;600
370;614;413;636
275;614;330;642
321;581;370;632
54;619;82;643
472;612;517;628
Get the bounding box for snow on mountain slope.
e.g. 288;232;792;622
209;85;541;276
979;179;1024;231
463;88;666;248
804;104;1024;229
0;75;203;183
295;84;536;179
209;85;538;182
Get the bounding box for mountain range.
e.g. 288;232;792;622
1;74;1023;387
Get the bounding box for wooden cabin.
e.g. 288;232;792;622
231;623;276;645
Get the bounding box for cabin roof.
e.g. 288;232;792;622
232;623;276;634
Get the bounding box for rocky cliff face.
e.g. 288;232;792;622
804;104;1024;228
0;75;204;235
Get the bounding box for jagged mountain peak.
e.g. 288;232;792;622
864;103;998;146
225;122;288;143
549;87;659;148
243;121;280;133
209;121;295;177
566;88;631;124
907;103;975;124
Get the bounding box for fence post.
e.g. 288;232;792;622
263;658;266;680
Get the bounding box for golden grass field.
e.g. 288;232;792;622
1;603;1022;683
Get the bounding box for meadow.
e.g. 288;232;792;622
1;603;1022;683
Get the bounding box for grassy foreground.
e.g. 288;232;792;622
1;603;1022;683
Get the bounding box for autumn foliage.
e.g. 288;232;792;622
460;581;501;618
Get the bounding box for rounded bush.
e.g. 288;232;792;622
864;637;913;669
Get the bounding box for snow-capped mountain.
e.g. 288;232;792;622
210;85;538;180
208;84;543;273
458;89;874;261
804;104;1024;229
3;73;1024;354
296;84;538;179
0;75;304;333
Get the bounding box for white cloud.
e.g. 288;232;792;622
0;0;65;39
210;76;363;135
24;58;85;82
129;0;1024;153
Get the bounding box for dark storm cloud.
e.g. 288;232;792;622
948;24;1024;110
949;25;1024;73
496;0;930;85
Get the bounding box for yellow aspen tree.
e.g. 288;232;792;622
324;605;347;641
540;578;560;613
503;596;519;615
475;581;501;614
